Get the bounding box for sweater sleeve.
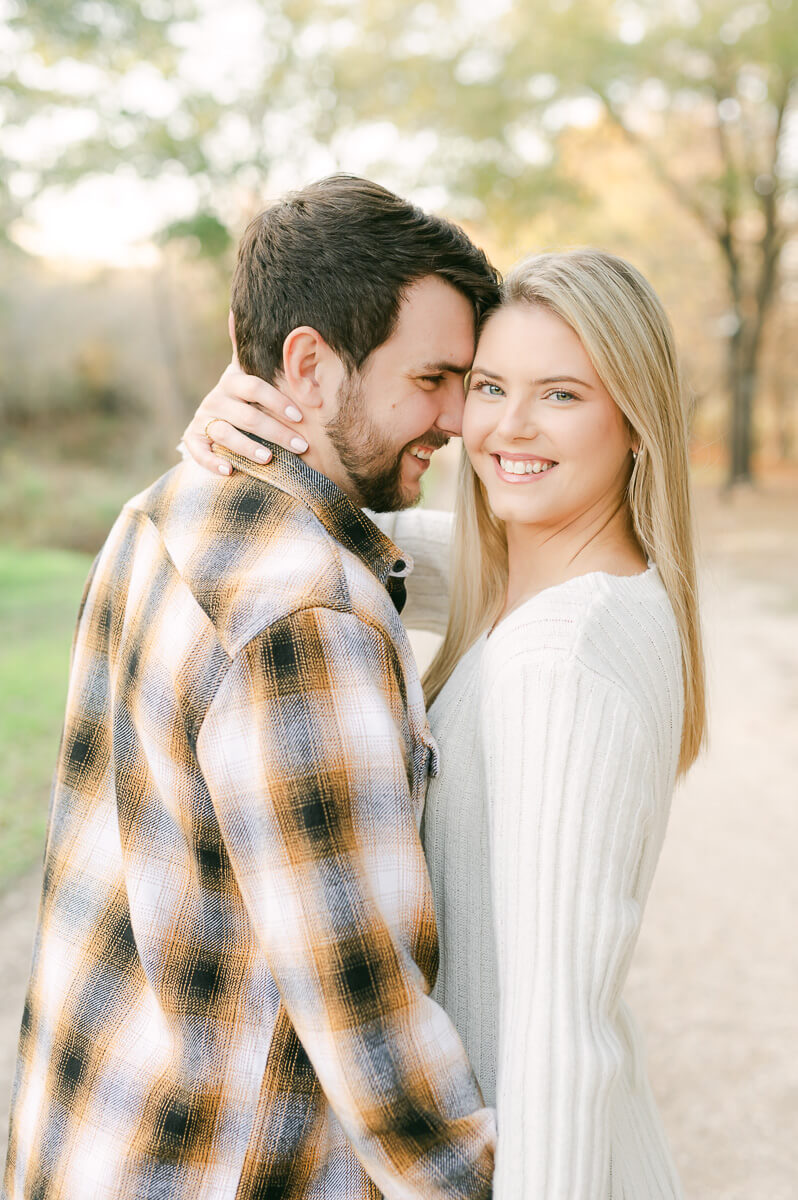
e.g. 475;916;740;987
479;639;655;1199
366;509;454;635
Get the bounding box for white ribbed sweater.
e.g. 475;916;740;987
374;508;685;1200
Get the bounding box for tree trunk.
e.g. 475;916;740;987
725;316;761;487
727;360;756;486
773;375;793;462
725;303;773;489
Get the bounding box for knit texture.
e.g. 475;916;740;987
376;509;686;1199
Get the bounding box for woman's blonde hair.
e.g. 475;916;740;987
424;248;706;776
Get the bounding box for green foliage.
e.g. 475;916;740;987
2;0;796;479
0;545;92;890
1;0;196;224
5;1;796;241
319;1;797;246
160;212;233;259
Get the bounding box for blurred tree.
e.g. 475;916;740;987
0;0;193;225
3;0;796;483
0;0;347;237
572;0;798;487
316;0;798;486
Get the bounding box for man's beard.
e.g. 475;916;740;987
326;373;448;512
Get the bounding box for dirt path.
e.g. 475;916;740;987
2;483;797;1196
625;546;798;1199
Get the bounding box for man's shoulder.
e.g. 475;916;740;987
125;460;400;658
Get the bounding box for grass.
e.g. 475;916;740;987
0;447;160;554
0;546;93;891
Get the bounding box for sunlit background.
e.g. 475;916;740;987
1;1;797;1195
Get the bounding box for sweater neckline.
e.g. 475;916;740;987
485;561;658;642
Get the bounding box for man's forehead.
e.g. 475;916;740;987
372;276;477;370
397;276;476;322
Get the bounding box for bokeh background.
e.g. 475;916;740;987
1;1;797;1195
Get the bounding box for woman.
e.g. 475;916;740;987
182;249;705;1198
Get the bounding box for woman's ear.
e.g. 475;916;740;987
281;326;336;410
625;418;640;458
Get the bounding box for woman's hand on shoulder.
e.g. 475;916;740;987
181;358;309;476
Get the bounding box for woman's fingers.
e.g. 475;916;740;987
182;366;308;476
207;415;310;459
203;409;308;459
181;422;236;475
220;367;304;428
207;419;274;463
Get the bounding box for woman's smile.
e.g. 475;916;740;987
492;452;558;482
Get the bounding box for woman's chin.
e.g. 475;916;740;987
482;487;552;526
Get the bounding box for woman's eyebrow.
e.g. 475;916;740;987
535;375;595;388
469;369;594;389
469;365;505;381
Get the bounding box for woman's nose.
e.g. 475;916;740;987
495;400;536;441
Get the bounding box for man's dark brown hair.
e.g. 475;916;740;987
231;175;500;382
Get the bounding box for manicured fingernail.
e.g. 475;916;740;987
219;462;232;475
285;406;302;422
290;436;308;452
255;448;271;462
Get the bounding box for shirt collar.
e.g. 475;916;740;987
212;439;412;604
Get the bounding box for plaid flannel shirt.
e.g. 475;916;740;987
3;448;495;1200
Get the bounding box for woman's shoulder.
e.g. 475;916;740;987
481;566;682;720
365;506;454;546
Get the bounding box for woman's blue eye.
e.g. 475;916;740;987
475;381;503;396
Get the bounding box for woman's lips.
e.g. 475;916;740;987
491;453;558;483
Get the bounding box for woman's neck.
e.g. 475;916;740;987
500;500;647;622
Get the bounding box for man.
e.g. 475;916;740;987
3;177;500;1200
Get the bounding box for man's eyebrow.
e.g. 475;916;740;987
412;361;473;375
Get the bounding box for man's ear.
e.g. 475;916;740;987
281;327;334;410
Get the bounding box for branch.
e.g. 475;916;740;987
748;76;796;344
710;80;741;226
594;87;725;245
770;76;795;174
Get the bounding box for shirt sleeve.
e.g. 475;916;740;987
198;605;495;1200
367;509;454;635
479;641;656;1199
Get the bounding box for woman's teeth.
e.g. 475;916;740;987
409;446;433;460
498;455;556;475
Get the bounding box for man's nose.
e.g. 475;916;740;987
435;379;467;437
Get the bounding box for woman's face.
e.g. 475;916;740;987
462;303;637;531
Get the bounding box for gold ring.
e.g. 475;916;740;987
204;418;218;441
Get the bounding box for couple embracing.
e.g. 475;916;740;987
4;175;705;1200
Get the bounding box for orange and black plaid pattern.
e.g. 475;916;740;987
3;448;495;1200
